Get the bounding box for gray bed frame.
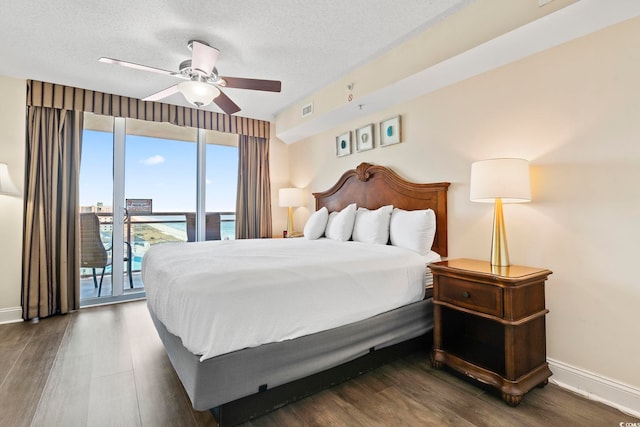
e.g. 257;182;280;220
148;163;450;425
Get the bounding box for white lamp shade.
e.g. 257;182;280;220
470;158;531;203
178;81;220;107
279;187;303;207
0;163;19;195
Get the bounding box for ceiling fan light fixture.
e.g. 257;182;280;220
178;80;220;108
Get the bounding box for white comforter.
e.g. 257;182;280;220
142;238;437;361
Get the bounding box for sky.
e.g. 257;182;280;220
79;130;238;213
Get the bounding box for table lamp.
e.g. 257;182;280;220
279;187;303;237
0;163;20;196
470;158;531;267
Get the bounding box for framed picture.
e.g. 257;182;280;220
380;116;401;147
336;131;351;157
356;124;374;152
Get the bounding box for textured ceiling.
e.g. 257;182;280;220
0;0;472;121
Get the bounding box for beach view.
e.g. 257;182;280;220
79;125;238;299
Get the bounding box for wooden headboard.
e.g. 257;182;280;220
313;163;450;257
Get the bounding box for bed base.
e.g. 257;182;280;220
150;297;433;413
211;333;431;426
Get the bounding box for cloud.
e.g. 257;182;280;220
142;155;165;165
206;178;212;185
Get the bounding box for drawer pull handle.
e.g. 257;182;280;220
462;291;470;298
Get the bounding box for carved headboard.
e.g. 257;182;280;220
313;163;450;257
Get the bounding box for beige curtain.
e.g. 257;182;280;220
236;135;272;239
22;106;83;320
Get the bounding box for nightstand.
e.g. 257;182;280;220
429;258;552;406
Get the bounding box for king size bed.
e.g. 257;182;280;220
142;162;450;425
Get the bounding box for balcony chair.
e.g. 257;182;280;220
80;212;134;297
185;212;221;242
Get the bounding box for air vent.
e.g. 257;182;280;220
301;103;313;118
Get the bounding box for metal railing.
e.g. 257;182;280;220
84;211;235;275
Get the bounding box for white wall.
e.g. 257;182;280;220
0;77;26;322
286;17;640;394
269;127;290;236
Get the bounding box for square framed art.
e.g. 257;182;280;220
336;131;352;157
356;124;374;152
380;116;401;147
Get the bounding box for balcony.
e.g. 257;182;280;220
80;212;235;300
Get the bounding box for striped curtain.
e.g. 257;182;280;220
236;136;272;239
22;107;83;320
26;80;270;138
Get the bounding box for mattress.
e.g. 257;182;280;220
142;238;439;361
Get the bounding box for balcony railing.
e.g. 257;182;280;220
86;211;235;275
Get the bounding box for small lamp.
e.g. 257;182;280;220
470;158;531;267
279;187;303;237
0;163;20;196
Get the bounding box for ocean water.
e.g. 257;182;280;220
220;221;235;239
89;216;236;274
163;218;235;240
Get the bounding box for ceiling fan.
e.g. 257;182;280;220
99;40;281;115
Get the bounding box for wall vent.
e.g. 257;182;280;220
301;103;313;118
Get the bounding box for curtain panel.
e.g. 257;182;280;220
22;107;83;320
236;136;273;239
26;80;270;138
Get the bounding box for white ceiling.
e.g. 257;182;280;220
0;0;473;121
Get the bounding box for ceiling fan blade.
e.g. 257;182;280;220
191;41;219;76
213;90;241;115
99;57;174;76
143;85;180;102
221;76;282;92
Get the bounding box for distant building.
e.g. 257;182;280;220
80;202;113;213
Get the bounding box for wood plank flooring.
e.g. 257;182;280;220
0;300;636;427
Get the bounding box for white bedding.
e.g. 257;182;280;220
142;238;440;361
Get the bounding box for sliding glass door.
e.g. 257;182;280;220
122;118;197;298
79;114;237;305
79;116;115;302
205;131;238;240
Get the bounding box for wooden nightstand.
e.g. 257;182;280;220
429;258;552;406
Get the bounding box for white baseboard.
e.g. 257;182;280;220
548;358;640;418
0;306;23;324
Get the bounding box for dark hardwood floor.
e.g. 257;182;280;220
0;301;636;427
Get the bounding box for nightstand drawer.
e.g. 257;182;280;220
438;276;503;317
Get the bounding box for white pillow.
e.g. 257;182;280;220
352;205;393;245
303;207;329;240
324;203;357;241
389;208;436;255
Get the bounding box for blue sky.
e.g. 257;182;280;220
79;130;238;213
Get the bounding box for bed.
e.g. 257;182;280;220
143;162;450;425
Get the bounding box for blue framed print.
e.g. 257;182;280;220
380;116;401;147
336;131;352;157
